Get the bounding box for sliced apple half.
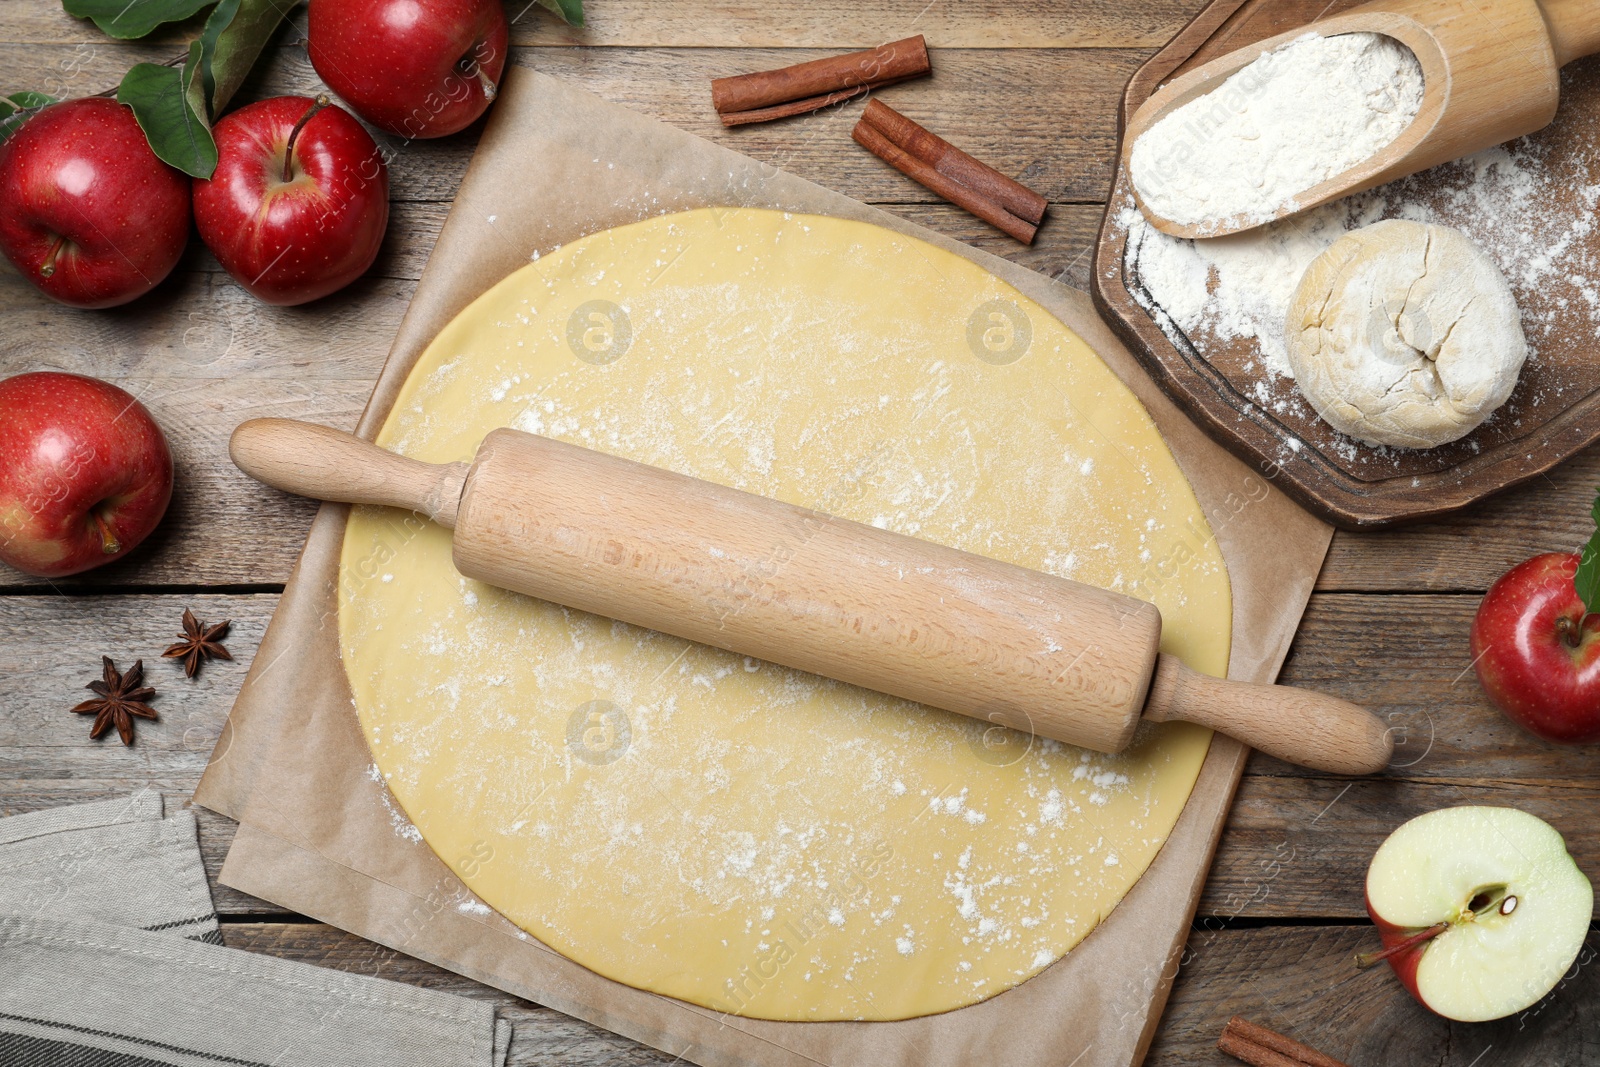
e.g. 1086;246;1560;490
1362;806;1593;1022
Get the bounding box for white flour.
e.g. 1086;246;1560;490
1123;197;1386;376
1130;32;1425;229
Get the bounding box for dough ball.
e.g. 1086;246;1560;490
1285;219;1526;448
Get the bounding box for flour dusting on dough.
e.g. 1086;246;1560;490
340;208;1232;1021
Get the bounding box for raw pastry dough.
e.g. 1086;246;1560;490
340;208;1232;1021
1286;219;1526;448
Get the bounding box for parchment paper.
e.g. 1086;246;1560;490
195;66;1333;1067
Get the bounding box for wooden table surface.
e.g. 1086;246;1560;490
4;2;1597;1063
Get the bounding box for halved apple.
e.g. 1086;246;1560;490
1361;806;1593;1022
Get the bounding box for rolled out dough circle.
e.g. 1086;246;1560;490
340;208;1232;1021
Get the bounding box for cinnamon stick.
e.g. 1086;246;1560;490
851;104;1042;244
718;87;884;128
711;36;930;127
860;99;1047;225
1217;1032;1307;1067
1218;1016;1349;1067
852;119;1037;244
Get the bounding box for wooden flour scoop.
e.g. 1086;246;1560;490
1126;0;1600;238
232;418;1394;776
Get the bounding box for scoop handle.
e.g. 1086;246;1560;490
1542;0;1600;66
229;418;469;527
1144;654;1393;775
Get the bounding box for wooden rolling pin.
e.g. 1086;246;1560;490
231;418;1394;775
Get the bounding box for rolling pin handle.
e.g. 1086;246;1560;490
229;418;470;528
1541;0;1600;66
1143;653;1393;775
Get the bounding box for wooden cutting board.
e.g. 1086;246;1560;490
1093;0;1600;529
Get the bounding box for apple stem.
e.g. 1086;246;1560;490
1353;921;1448;970
39;234;66;278
282;94;332;183
455;49;498;102
92;508;121;556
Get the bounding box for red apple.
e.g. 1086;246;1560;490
1361;806;1592;1022
192;96;389;306
0;372;174;577
0;97;191;309
307;0;508;138
1471;552;1600;743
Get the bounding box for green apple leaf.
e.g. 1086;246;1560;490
195;0;241;115
206;0;291;116
118;54;217;178
62;0;215;39
0;92;57;144
537;0;584;27
182;37;209;126
1577;487;1600;616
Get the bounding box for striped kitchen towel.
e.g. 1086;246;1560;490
0;797;511;1066
0;792;219;941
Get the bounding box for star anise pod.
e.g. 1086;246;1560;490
162;608;232;678
72;657;158;746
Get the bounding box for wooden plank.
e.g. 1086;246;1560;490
431;48;1142;204
1151;925;1600;1066
8;199;1104;326
0;593;268;782
0;591;277;911
214;920;1600;1065
1274;594;1565;780
0;31;175;97
0;376;370;590
3;583;1528;790
0;592;1560;785
170;200;1106;289
174;200;455;285
0;43;1146;205
6;592;1593;919
6;0;1205;49
1318;447;1600;592
0;598;1536;790
0;271;407;382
